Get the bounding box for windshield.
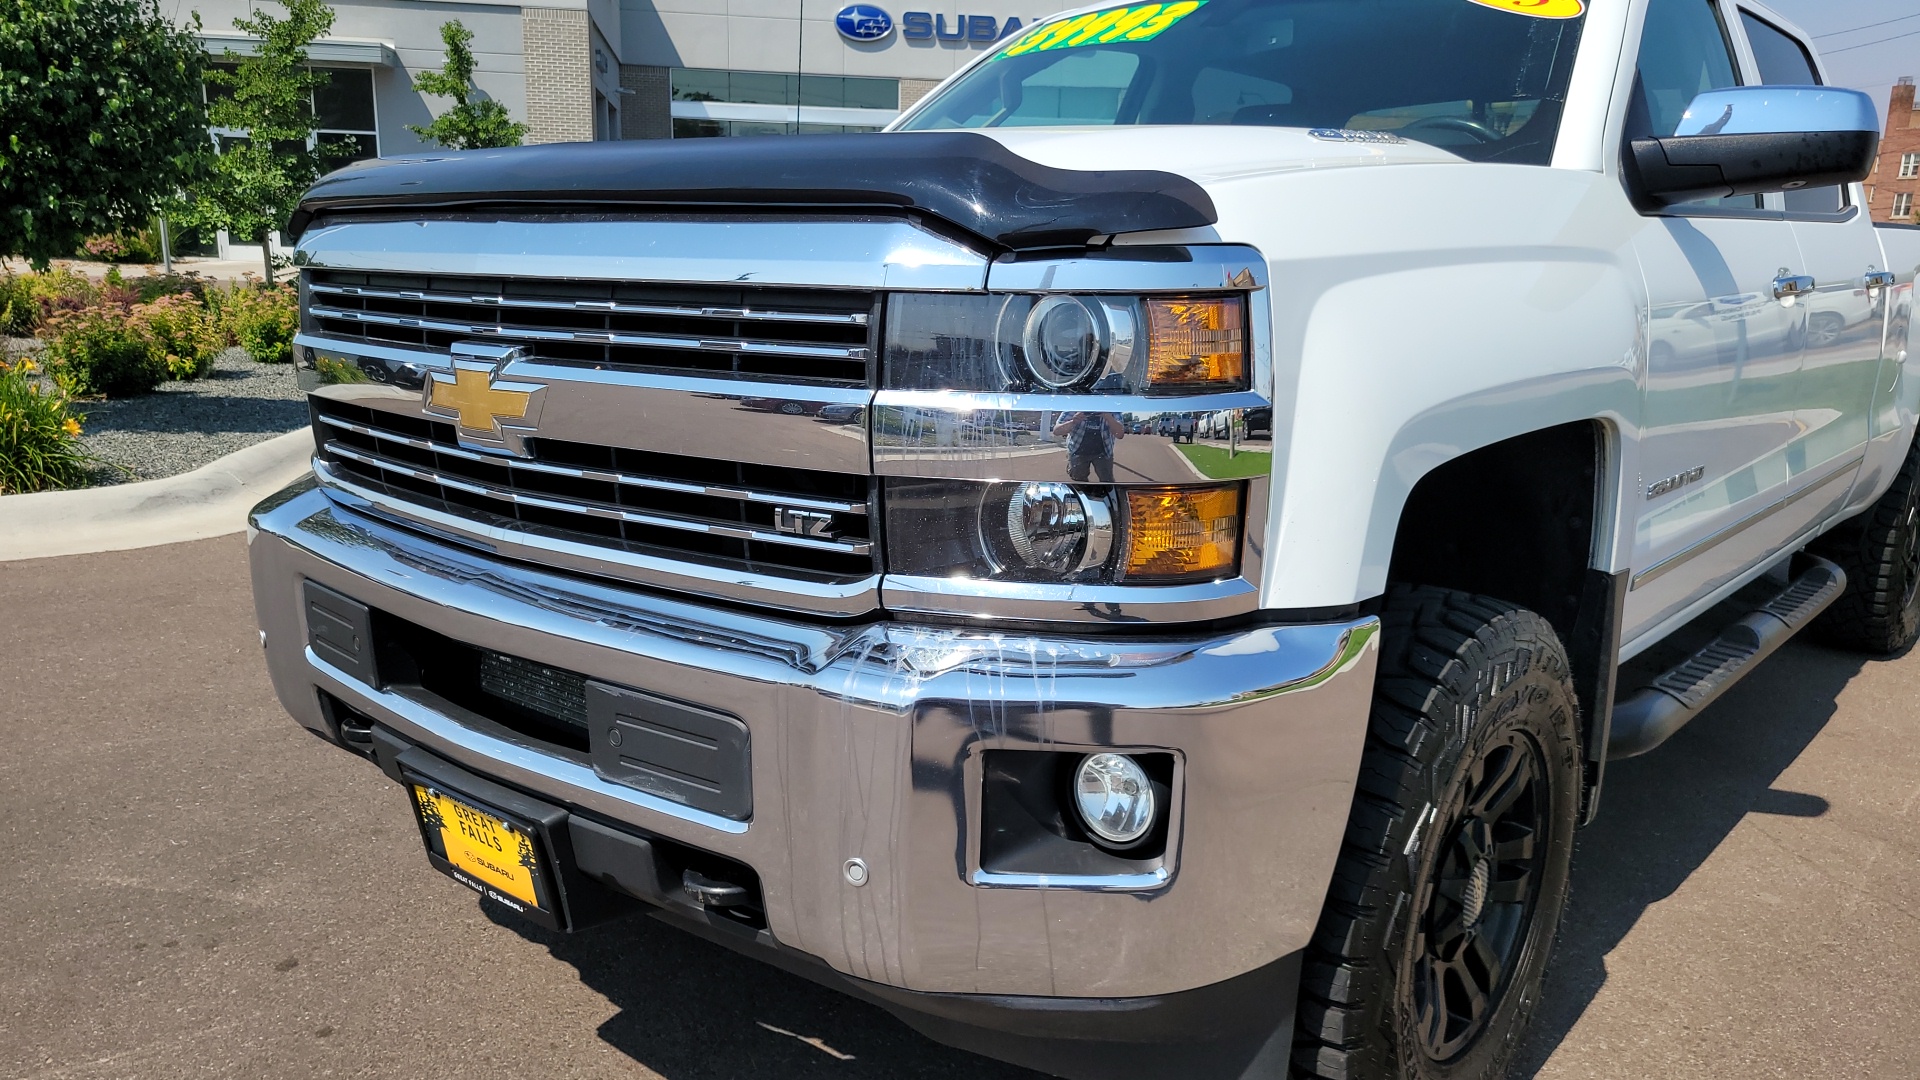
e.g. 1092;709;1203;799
896;0;1587;166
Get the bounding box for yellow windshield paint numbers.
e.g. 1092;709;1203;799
1465;0;1585;18
1000;1;1205;57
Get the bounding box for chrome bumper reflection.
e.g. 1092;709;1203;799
251;478;1374;999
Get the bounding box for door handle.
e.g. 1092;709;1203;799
1774;273;1817;301
1866;270;1898;292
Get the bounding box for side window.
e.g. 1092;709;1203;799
1740;11;1847;215
1628;0;1758;208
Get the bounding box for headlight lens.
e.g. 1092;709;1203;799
1023;296;1107;388
991;482;1114;576
883;479;1239;586
885;292;1245;394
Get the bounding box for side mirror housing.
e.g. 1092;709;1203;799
1627;86;1880;209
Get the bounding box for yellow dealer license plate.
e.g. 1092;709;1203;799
410;784;546;911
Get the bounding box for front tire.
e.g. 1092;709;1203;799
1294;586;1581;1080
1811;436;1920;656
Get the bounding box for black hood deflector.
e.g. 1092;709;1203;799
287;131;1217;252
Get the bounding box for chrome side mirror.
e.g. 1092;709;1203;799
1628;86;1880;209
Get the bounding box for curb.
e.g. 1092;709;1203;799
0;428;314;562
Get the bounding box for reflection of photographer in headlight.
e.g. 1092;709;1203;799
1054;410;1124;484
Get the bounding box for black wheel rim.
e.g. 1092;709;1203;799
1411;731;1549;1062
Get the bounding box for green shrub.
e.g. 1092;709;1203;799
132;271;208;304
130;294;223;380
24;268;101;329
0;274;34;336
41;307;167;397
80;231;162;264
0;360;94;494
219;282;298;363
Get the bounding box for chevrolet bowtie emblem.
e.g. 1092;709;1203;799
425;342;546;456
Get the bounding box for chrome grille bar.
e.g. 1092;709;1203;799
323;441;873;556
315;414;866;516
308;303;872;361
308;281;869;327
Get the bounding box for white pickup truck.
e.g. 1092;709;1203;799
249;1;1918;1077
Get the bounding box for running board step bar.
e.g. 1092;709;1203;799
1608;555;1847;760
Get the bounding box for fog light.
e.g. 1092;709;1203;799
1073;753;1156;847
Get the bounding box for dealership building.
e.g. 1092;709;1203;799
188;0;1051;158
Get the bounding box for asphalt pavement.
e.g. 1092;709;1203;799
3;536;1917;1079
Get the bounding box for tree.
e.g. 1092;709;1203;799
408;20;526;150
176;0;336;283
0;0;212;270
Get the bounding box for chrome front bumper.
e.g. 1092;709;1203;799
249;481;1378;1000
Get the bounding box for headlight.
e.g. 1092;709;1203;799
1023;296;1108;388
884;479;1239;586
989;482;1115;576
886;292;1246;394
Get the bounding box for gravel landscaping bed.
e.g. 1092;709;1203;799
72;348;308;485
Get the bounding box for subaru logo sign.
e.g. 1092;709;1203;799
836;4;894;41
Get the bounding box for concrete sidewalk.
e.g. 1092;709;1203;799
0;427;312;561
2;255;275;283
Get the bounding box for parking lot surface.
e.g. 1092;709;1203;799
3;536;1917;1079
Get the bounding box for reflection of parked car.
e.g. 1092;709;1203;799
1244;406;1272;439
816;404;865;424
740;398;826;416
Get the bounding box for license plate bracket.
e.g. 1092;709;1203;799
396;745;626;932
411;783;555;916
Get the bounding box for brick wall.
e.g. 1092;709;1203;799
522;7;592;145
620;65;671;140
898;78;941;112
1869;79;1920;224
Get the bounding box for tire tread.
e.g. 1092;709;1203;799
1291;585;1577;1080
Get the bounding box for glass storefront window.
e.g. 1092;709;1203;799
314;68;376;131
204;63;379;161
672;68;899;110
672;118;882;138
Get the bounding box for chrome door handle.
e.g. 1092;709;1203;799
1866;270;1898;291
1774;274;1817;300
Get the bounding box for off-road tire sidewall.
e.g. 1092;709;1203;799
1391;643;1580;1080
1293;588;1582;1080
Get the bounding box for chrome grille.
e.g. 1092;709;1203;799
312;400;875;581
304;270;877;387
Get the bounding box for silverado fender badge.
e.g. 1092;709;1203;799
1647;465;1706;500
425;342;547;457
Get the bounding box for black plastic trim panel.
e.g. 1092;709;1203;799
288;132;1218;251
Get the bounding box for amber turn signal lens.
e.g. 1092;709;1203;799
1120;485;1241;582
1144;297;1246;389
